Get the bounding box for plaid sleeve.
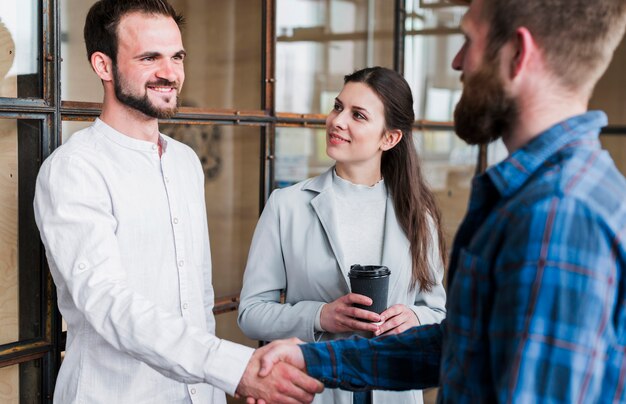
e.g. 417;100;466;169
301;322;443;391
490;195;619;402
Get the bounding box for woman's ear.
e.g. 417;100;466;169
90;51;114;82
381;129;403;151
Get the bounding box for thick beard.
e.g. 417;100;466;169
453;56;518;146
113;65;179;119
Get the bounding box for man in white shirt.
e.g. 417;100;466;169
33;0;323;403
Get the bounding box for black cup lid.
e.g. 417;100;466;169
348;264;391;278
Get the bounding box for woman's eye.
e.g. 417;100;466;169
353;112;365;120
333;103;342;111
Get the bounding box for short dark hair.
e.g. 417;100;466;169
482;0;626;95
84;0;184;64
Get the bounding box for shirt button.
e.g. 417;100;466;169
183;303;189;310
164;176;170;183
78;263;86;270
178;260;184;267
173;217;179;224
152;144;157;150
190;388;196;395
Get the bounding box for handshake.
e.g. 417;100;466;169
236;338;322;404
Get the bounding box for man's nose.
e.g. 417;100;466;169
452;43;466;71
156;59;178;82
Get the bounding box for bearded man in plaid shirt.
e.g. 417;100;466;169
254;0;626;402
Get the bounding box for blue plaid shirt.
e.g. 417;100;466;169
301;111;626;403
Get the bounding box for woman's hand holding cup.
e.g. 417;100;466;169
320;293;381;333
374;304;420;336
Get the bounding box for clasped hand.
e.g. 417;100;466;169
236;339;323;404
321;293;419;336
236;296;419;403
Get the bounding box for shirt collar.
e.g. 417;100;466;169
94;118;169;154
485;111;607;198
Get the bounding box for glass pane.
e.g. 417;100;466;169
0;0;41;98
601;135;626;177
60;0;262;109
61;120;92;144
175;0;262;110
0;359;42;404
0;118;42;345
590;36;626;125
276;0;395;114
404;0;466;121
275;127;334;188
59;0;102;103
406;0;465;30
416;129;476;258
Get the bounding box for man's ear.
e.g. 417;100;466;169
90;51;114;82
381;129;403;151
509;26;537;79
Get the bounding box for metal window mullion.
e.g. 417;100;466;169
394;0;406;74
261;0;277;209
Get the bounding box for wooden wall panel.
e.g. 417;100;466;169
0;120;18;402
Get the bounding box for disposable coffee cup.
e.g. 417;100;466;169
348;264;391;315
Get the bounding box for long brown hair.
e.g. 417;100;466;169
344;66;446;292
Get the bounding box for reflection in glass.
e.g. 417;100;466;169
404;0;466;120
60;0;262;109
0;119;42;346
601;135;626;177
0;0;40;98
276;0;395;114
0;360;42;403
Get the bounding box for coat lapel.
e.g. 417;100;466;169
305;169;350;288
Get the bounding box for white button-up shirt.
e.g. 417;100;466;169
34;119;253;404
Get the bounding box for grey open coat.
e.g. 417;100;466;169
238;168;446;404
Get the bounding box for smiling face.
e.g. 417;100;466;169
112;12;185;119
326;82;388;174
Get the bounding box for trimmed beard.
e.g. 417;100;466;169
113;64;179;119
453;54;518;146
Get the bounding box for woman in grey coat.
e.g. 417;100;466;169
238;67;447;404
